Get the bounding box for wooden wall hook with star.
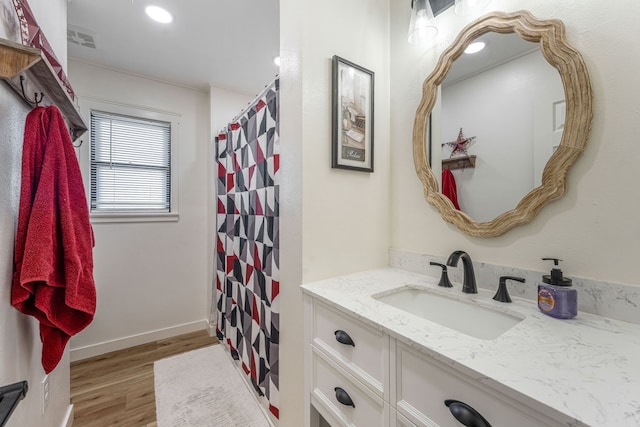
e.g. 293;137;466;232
442;155;476;170
443;128;476;158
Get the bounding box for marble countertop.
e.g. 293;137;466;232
301;268;640;427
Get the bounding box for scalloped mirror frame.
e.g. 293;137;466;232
412;10;593;237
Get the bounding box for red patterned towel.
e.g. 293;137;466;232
442;168;461;210
12;106;96;373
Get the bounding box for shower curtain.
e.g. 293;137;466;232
215;78;280;418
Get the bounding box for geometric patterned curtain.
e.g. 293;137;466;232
215;78;280;419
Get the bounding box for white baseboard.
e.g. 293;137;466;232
70;319;208;361
60;404;74;427
206;320;216;337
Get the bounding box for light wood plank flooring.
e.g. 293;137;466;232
70;330;219;427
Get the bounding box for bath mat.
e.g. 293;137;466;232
154;345;271;427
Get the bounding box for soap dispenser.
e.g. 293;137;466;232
537;258;577;319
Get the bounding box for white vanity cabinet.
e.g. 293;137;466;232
311;300;388;399
306;298;390;426
310;350;389;427
395;342;561;427
304;296;563;427
392;409;418;427
302;268;640;426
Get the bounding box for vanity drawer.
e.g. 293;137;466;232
391;409;418;427
396;342;558;427
311;349;388;427
312;300;387;396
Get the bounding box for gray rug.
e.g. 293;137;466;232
154;345;271;427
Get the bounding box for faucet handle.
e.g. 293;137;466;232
430;262;453;288
493;276;526;303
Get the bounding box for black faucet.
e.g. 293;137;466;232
446;250;477;294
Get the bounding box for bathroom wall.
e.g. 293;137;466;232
279;0;391;425
0;1;74;426
210;86;258;135
67;60;211;359
390;0;640;286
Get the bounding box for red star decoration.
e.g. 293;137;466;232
443;128;476;158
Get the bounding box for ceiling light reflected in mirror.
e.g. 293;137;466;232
464;41;485;54
145;6;173;24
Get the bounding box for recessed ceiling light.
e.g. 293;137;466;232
145;5;173;24
464;41;486;54
273;56;281;67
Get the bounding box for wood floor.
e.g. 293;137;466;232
70;330;219;426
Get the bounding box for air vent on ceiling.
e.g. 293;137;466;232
67;25;98;49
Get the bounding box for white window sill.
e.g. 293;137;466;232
90;212;180;224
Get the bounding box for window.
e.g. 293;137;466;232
90;110;174;217
79;98;180;223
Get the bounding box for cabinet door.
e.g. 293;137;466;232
391;409;419;427
312;301;388;398
311;349;388;427
396;342;561;427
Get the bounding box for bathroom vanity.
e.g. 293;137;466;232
302;268;640;427
300;9;627;427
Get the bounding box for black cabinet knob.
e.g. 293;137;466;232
334;330;355;347
334;387;355;408
444;399;492;427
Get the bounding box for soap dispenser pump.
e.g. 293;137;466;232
538;258;577;319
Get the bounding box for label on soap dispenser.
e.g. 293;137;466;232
538;289;555;312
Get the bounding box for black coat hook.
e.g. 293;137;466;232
19;76;44;106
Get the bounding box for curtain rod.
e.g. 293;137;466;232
217;75;279;136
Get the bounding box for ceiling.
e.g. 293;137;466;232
66;0;280;95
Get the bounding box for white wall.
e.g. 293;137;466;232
279;0;391;425
391;1;640;284
68;61;211;358
210;86;255;136
440;51;563;222
0;1;73;426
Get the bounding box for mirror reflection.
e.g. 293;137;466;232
434;32;565;222
413;11;593;237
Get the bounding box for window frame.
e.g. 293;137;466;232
78;98;180;223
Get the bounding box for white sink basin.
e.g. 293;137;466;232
374;286;523;340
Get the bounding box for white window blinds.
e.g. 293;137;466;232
90;110;172;212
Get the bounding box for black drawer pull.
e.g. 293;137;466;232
334;387;355;408
334;330;355;347
444;399;492;427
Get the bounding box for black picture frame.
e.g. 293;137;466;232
332;55;374;172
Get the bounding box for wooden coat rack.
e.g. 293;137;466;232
442;155;476;171
0;37;87;141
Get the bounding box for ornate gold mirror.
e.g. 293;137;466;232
413;10;592;237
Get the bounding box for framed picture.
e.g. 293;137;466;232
332;55;374;172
